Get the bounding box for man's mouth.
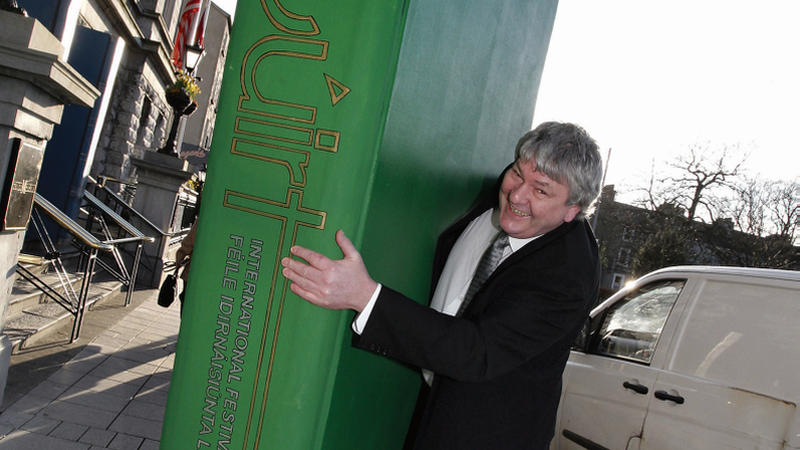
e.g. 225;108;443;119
509;204;530;217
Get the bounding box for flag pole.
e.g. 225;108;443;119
174;0;210;156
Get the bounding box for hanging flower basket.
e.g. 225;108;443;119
164;69;201;112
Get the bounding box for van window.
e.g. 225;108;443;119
591;279;685;364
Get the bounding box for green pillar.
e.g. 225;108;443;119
161;0;557;448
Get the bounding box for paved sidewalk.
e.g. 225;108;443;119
0;290;180;449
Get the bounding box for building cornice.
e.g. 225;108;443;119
132;0;177;64
139;38;177;83
104;0;145;44
0;11;99;107
101;0;176;84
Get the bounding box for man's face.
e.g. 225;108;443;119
498;158;580;239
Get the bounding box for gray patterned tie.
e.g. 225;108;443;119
457;232;509;316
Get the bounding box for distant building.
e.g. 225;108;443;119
179;2;231;168
593;185;799;299
592;186;652;295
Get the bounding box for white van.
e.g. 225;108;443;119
551;266;800;450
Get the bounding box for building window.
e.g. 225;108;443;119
136;96;153;146
153;113;166;147
162;0;177;26
621;225;635;242
617;248;631;268
611;273;626;291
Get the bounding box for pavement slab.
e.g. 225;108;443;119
0;289;180;448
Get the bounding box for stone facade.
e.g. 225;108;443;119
94;66;171;181
9;0;230;282
17;0;229;187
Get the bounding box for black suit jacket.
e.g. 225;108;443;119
355;196;600;449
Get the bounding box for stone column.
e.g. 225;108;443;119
0;10;99;403
130;151;193;287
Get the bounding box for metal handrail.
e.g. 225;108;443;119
23;194;113;343
96;174;137;188
83;191;155;243
33;194;113;252
87;176;183;237
81;190;157;306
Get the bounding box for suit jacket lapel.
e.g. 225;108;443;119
465;220;582;309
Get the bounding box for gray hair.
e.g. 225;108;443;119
514;122;603;219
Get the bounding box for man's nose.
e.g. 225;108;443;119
508;182;529;203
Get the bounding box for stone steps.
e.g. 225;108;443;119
3;255;124;352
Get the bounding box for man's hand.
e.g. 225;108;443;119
281;230;377;312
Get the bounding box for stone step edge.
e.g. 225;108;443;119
10;271;83;305
3;279;124;352
9;265;110;321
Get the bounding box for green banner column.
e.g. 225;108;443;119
161;0;557;448
322;1;559;448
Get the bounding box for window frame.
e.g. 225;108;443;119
586;279;686;365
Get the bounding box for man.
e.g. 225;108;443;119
281;122;603;449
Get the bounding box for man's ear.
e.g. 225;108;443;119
563;204;581;223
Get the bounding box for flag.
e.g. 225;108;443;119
171;0;210;72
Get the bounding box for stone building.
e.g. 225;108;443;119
18;0;230;200
85;0;177;182
0;2;230;391
592;186;653;294
593;185;799;299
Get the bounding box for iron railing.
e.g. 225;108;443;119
81;191;154;305
18;194;115;342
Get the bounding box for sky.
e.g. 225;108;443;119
212;1;798;200
214;0;237;19
532;1;800;201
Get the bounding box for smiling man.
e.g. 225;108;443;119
281;122;603;449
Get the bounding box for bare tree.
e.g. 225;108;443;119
637;159;663;211
666;144;745;221
768;180;799;243
633;144;746;222
728;176;768;236
727;177;798;243
617;144;798;271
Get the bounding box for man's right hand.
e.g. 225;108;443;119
281;229;377;312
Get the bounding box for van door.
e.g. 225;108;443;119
640;277;800;449
642;371;795;449
554;279;687;450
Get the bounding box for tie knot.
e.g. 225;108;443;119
492;232;509;250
